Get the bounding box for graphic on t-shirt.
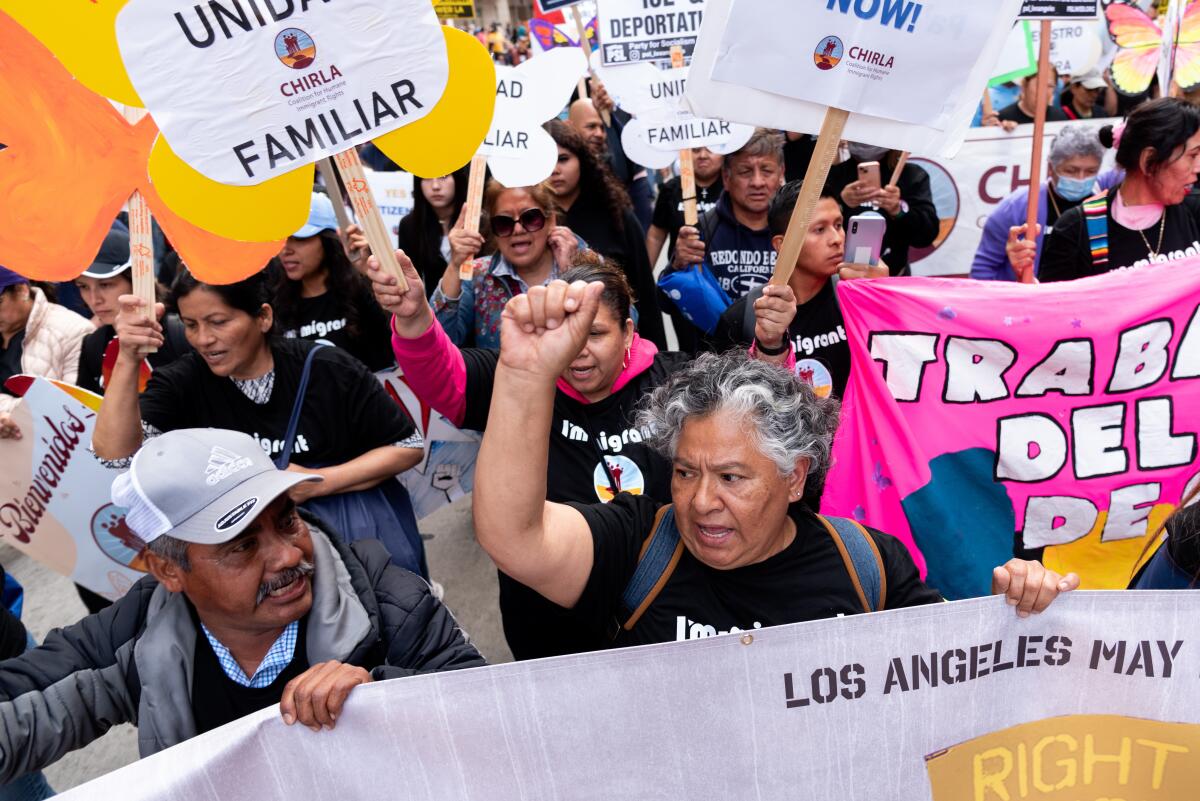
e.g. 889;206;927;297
594;455;645;502
794;359;833;398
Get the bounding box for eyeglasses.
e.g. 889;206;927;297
491;208;547;237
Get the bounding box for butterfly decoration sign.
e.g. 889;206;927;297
530;15;599;54
0;1;496;283
479;48;590;187
1104;0;1200;96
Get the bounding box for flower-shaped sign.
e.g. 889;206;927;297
0;1;495;282
595;61;753;170
479;47;588;187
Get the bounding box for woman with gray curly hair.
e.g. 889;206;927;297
971;123;1115;282
473;280;1080;649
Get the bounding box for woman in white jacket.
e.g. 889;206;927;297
0;267;93;439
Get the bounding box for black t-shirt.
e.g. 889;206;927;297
996;102;1068;125
190;614;309;735
651;175;724;255
713;280;849;399
460;347;689;660
1039;193;1200;282
567;494;941;648
0;330;25;398
77;315;192;396
140;337;414;465
279;283;395;372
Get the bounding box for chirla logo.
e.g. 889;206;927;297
275;28;316;70
813;36;844;70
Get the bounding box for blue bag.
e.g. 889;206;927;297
2;571;23;620
657;262;731;335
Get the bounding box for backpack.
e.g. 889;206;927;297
615;504;887;636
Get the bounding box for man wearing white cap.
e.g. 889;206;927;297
0;429;483;784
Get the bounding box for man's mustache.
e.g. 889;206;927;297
256;559;315;606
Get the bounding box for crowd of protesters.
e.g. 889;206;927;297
4;40;1200;798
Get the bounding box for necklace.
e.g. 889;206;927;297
1046;186;1062;221
1136;214;1167;258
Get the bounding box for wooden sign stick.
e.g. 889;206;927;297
120;106;158;350
888;151;909;187
331;147;408;291
770;107;850;286
316;157;364;263
459;153;489;280
1020;20;1053;285
571;4;611;126
669;47;698;226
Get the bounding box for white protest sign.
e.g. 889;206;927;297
597;61;753;168
58;593;1200;800
478;47;588;187
598;0;707;65
365;169;415;240
687;0;1026;156
0;379;143;601
375;368;480;520
115;0;449;185
1028;18;1104;75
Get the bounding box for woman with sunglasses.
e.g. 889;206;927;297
431;181;581;349
369;249;798;659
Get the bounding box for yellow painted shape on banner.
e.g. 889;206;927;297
1042;502;1173;590
0;0;140;106
147;136;311;244
926;715;1200;800
374;27;496;178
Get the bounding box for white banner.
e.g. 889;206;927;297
598;0;707;65
365;169;415;241
479;47;588;187
0;379;143;601
116;0;449;185
907;120;1075;277
687;0;1025;156
57;593;1200;799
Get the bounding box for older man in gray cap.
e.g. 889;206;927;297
0;428;484;784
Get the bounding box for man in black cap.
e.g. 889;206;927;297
73;223;190;396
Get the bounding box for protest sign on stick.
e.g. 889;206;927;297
459;154;489;280
316;158;354;233
119;106;158;338
671;47;698;227
1020;20;1054;284
331;148;407;290
598;0;706;66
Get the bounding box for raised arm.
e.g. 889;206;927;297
472;280;606;609
92;295;164;460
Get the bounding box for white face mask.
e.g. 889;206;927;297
847;142;890;161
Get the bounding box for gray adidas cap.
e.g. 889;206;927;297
111;428;321;545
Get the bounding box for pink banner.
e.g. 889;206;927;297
822;261;1200;599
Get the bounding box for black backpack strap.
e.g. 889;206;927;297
617;504;684;633
275;342;327;469
816;515;887;612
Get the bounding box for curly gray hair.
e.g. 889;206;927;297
1048;124;1105;168
636;350;840;490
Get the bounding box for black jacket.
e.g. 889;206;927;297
0;518;483;780
827;158;939;276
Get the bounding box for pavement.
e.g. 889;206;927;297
0;493;507;793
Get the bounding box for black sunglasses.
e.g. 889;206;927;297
491;208;547;237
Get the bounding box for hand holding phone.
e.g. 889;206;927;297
844;213;886;267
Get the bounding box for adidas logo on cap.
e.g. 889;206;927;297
205;446;254;486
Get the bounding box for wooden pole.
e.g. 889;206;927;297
571;5;611;126
316;158;354;232
121;106;157;350
770;107;850;286
460;153;489;280
1021;20;1053;285
331;147;408;291
670;46;698;226
887;151;909;187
